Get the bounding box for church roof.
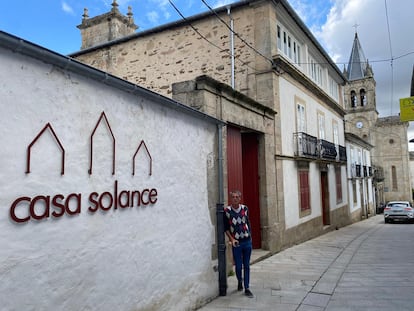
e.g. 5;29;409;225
346;33;368;81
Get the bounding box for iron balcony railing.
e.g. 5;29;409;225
351;164;373;178
338;145;347;162
294;132;319;158
294;132;346;162
319;139;337;160
373;166;384;181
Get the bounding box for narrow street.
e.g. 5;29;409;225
200;215;414;310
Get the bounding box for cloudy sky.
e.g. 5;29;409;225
1;0;413;139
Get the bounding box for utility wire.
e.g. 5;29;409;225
200;0;274;67
169;0;414;78
384;0;394;115
167;0;263;74
199;0;412;70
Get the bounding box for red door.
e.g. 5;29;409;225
321;172;330;225
226;126;243;194
226;126;261;249
242;133;261;249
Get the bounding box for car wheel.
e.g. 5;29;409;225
384;218;389;223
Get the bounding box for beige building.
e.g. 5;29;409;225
343;33;411;206
71;0;350;254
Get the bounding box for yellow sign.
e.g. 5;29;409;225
400;97;414;121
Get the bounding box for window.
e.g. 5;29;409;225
288;36;292;59
299;170;310;212
297;103;306;132
277;26;281;50
293;42;296;63
360;89;366;106
318;112;325;139
351;91;357;108
277;24;302;67
308;55;323;86
392;166;398;191
333;121;339;145
335;166;342;203
328;76;339;100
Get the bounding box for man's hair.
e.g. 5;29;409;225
230;190;241;196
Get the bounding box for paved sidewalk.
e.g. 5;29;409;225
198;215;414;310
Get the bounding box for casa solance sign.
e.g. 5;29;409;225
9;111;158;224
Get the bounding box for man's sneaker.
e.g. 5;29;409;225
237;281;243;291
245;289;254;298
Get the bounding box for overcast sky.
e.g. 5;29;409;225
1;0;413;140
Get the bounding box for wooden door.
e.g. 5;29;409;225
226;126;261;248
321;172;330;225
242;133;261;248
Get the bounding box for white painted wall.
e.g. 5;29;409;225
279;78;347;229
346;142;374;214
0;47;218;310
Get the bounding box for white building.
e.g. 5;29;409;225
0;30;224;310
345;133;374;220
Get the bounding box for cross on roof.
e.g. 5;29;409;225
353;23;360;33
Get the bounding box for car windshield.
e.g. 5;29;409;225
389;202;409;207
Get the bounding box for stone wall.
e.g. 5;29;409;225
73;3;276;108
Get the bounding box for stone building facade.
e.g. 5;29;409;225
71;0;349;253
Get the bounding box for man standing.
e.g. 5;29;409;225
224;190;254;298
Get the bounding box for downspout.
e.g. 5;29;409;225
227;6;235;89
216;124;227;296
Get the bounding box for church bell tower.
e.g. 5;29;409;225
343;32;378;144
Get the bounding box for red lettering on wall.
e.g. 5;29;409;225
10;180;158;223
10;193;82;223
10;197;31;223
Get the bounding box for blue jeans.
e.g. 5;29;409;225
232;239;252;289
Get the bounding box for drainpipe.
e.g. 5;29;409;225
227;6;235;89
216;124;227;296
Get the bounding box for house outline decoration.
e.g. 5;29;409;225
26;123;65;175
132;140;152;176
89;111;116;175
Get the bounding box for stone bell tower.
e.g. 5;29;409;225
343;32;378;144
77;0;138;50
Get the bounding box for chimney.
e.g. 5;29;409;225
77;0;138;50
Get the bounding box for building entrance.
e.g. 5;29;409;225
226;126;261;248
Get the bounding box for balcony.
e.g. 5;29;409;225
351;164;373;178
294;132;346;163
338;145;347;162
319;139;337;160
294;132;319;158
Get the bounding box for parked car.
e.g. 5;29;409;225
384;201;414;223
